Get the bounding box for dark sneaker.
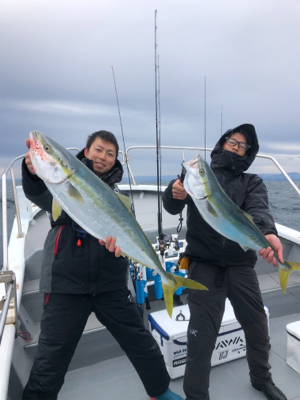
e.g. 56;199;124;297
252;382;287;400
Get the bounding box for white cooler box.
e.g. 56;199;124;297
286;320;300;374
148;299;269;379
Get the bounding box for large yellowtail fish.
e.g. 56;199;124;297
183;154;300;293
29;131;208;317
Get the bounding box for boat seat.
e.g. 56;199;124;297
22;279;40;295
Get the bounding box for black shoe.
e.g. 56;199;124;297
252;382;287;400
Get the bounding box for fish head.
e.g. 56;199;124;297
182;154;211;199
29;131;73;183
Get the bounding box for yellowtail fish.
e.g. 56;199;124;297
29;131;208;317
183;154;300;293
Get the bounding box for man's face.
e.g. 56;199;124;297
223;132;248;157
84;137;117;176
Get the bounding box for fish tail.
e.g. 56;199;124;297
279;260;300;293
162;272;208;317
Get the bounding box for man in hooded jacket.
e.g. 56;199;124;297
162;124;287;400
22;130;183;400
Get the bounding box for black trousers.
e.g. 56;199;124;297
183;262;272;400
22;289;170;400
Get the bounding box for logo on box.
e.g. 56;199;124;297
173;357;187;367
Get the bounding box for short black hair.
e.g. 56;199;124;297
86;130;119;155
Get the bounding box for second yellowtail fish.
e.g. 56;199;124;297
183;154;300;293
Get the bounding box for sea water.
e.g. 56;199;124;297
0;180;299;270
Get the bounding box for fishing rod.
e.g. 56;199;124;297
111;67;151;314
111;66;136;217
204;76;207;160
154;10;165;254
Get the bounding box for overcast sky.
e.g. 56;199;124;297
1;0;299;178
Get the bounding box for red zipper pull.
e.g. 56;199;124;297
77;238;82;246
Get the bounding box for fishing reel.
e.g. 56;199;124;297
156;234;180;257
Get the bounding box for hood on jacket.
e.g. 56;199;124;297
210;123;259;175
76;148;124;186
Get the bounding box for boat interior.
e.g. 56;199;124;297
1;148;300;400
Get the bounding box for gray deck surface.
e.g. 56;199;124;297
56;288;300;400
14;200;300;400
58;313;300;400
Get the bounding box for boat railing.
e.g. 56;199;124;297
0;271;17;344
124;145;300;196
1;148;81;272
1;147;81;345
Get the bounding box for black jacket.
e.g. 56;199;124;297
22;150;129;294
162;124;277;267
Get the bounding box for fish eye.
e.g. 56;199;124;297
199;169;204;175
44;145;51;152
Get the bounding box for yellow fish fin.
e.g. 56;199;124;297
279;260;300;293
239;244;251;252
116;193;132;212
162;272;208;318
52;199;63;221
242;211;254;222
206;202;218;218
67;183;84;203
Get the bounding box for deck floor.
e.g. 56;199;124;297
17;206;300;400
58;314;300;400
57;287;300;400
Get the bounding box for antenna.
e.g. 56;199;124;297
111;66;136;216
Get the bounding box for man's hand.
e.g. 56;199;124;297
172;179;187;200
259;234;284;267
25;139;36;175
99;236;121;257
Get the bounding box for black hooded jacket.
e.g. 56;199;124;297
162;124;277;267
22;150;129;294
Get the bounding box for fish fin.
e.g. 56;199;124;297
279;260;300;293
239;244;251;252
242;211;254;222
52;199;63;221
206;202;218;218
116;193;132;212
66;183;84;203
162;272;208;317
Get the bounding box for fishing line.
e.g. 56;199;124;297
111;66;136;217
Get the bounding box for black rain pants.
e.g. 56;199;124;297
183;262;272;400
22;288;170;400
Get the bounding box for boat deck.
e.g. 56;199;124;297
57;292;300;400
5;188;300;400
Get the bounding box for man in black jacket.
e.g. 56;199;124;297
162;124;286;400
22;130;183;400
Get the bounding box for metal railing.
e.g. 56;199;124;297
124;146;300;196
1;148;81;342
0;271;17;344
